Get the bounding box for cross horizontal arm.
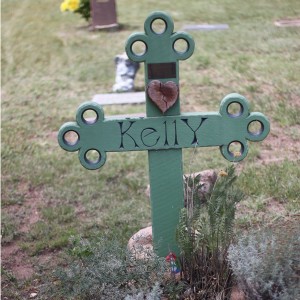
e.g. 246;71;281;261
58;93;270;170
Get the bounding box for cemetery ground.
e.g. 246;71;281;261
1;0;300;299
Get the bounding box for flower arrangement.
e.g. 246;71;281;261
60;0;91;21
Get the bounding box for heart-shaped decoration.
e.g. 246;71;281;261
147;80;179;113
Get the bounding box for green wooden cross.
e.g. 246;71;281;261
58;11;270;257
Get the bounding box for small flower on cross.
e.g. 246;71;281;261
166;252;180;274
219;170;228;177
233;151;242;157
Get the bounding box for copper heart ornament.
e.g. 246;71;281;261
147;80;179;113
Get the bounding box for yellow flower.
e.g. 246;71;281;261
233;151;241;157
60;1;69;12
219;170;228;177
67;0;80;11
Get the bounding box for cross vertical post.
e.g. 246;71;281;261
126;11;195;256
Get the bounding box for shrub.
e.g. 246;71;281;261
47;236;167;299
228;219;300;300
177;165;244;299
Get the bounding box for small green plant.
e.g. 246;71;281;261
177;165;244;299
228;219;300;300
60;0;91;21
46;236;168;299
1;213;20;243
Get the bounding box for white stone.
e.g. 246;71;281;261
29;293;38;298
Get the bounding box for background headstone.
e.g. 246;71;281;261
182;24;229;31
274;19;300;27
90;0;118;30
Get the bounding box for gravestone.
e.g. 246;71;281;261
90;0;118;30
58;11;270;257
182;24;229;31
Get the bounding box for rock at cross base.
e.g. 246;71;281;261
145;169;217;204
230;286;246;300
112;53;140;92
127;226;153;259
184;169;217;206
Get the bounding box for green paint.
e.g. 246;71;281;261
58;94;269;168
126;11;194;256
58;12;270;257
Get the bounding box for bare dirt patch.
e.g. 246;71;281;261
2;180;81;282
20;187;42;233
2;245;35;280
2;245;35;282
2;184;44;280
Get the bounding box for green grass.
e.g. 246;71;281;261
1;212;21;243
239;160;300;203
1;0;300;297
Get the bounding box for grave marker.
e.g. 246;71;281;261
182;24;229;31
58;11;270;257
90;0;118;30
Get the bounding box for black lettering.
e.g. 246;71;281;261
181;118;207;144
118;121;139;149
163;121;169;146
173;120;179;146
141;128;160;147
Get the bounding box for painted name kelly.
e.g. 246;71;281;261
81;110;258;153
58;96;270;171
118;116;207;150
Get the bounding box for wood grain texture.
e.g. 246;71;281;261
147;80;179;113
